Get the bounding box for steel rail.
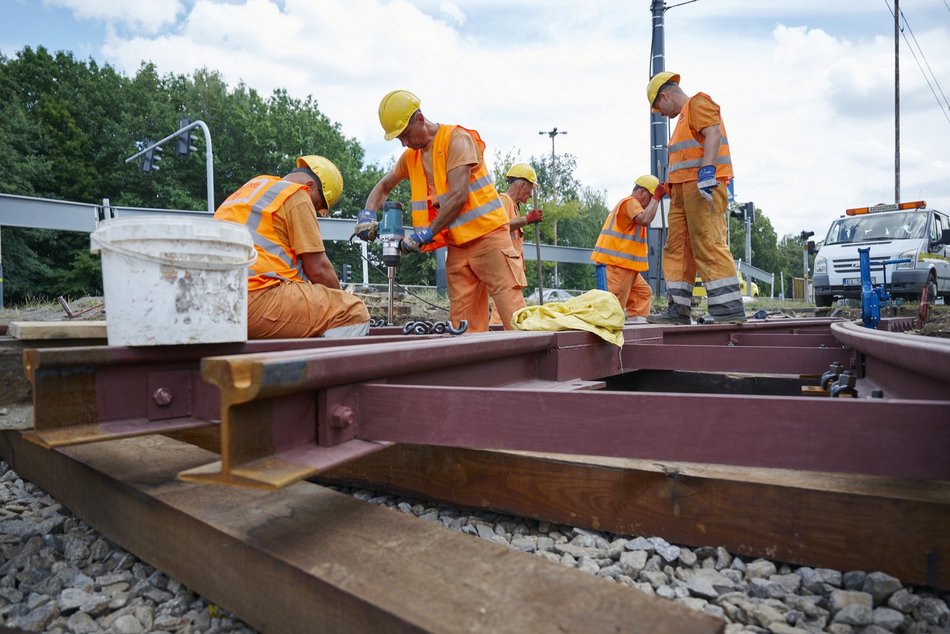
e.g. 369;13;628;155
21;318;950;489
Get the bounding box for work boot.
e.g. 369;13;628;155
646;304;691;325
709;309;747;324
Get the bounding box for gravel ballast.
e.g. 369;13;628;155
0;455;948;633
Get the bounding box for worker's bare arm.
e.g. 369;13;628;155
364;170;405;211
300;251;341;289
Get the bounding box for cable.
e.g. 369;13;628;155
348;237;449;313
883;0;950;126
944;0;950;14
899;7;950;112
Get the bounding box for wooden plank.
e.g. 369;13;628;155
8;320;107;340
319;445;950;589
0;431;722;634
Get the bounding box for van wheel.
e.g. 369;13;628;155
925;275;937;304
815;294;833;307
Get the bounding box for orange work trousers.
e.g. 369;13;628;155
247;280;369;339
606;265;652;318
447;226;527;332
663;181;742;316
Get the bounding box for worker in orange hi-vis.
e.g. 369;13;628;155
646;71;745;324
591;175;665;323
489;163;542;326
214;155;370;338
356;90;527;332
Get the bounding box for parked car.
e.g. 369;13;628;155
525;288;575;304
692;271;758;305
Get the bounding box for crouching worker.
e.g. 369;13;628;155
214;155;370;338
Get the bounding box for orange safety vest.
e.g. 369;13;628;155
667;92;733;184
501;193;524;255
213;175;309;291
590;196;649;271
406;125;507;251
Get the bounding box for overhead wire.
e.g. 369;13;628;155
899;6;950;113
883;0;950;126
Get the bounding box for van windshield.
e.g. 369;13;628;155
824;211;928;245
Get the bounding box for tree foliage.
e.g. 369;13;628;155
0;46;383;304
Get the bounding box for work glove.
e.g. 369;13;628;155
399;227;434;254
696;165;718;202
354;209;379;242
525;208;543;224
652;183;667;201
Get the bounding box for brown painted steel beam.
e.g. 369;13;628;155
21;335;415;448
181;333;562;488
350;384;950;480
0;431;722;634
320;445;950;589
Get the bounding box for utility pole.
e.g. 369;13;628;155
650;0;669;182
539;127;566;289
894;0;901;203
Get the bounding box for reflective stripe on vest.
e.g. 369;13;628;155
667;92;734;184
590;196;649;271
213;176;308;291
406;124;508;249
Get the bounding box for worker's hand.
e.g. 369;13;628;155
696;165;717;202
652;183;667;201
355;209;379;242
399;227;434;254
525;208;543;224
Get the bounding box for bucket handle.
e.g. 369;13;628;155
91;233;257;271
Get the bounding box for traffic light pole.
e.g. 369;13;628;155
125;120;215;213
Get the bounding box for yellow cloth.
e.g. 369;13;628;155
510;289;625;347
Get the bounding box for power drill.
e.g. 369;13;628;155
379;202;404;325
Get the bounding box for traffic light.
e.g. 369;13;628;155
341;263;351;284
741;202;755;223
141;146;163;173
807;240;819;255
800;230;814;242
177;118;198;157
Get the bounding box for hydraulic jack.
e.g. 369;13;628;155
858;247;909;329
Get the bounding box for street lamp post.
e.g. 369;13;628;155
539;127;567;288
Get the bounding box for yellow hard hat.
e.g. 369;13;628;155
647;71;680;113
296;155;343;208
379;90;422;141
506;163;538;185
634;174;659;195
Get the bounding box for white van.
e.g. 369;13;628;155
812;201;950;307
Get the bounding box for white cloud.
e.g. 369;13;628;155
88;0;950;242
439;2;465;26
46;0;183;34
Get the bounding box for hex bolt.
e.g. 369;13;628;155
871;389;885;399
152;387;173;407
330;405;355;430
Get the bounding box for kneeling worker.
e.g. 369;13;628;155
591;175;665;322
214;155;370;338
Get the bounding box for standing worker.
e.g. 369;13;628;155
591;175;665;323
356;90;527;332
489;163;542;325
500;163;543;261
214;155;370;338
646;71;745;324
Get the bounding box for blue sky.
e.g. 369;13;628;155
3;0;949;240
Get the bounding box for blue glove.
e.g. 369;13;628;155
355;209;379;242
697;165;718;202
400;227;434;254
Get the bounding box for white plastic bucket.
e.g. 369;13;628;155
90;216;256;346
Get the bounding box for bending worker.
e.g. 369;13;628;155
591;175;665;323
646;71;746;324
489;163;542;325
356;90;527;332
214;155;370;338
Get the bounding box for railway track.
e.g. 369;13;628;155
2;316;948;631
